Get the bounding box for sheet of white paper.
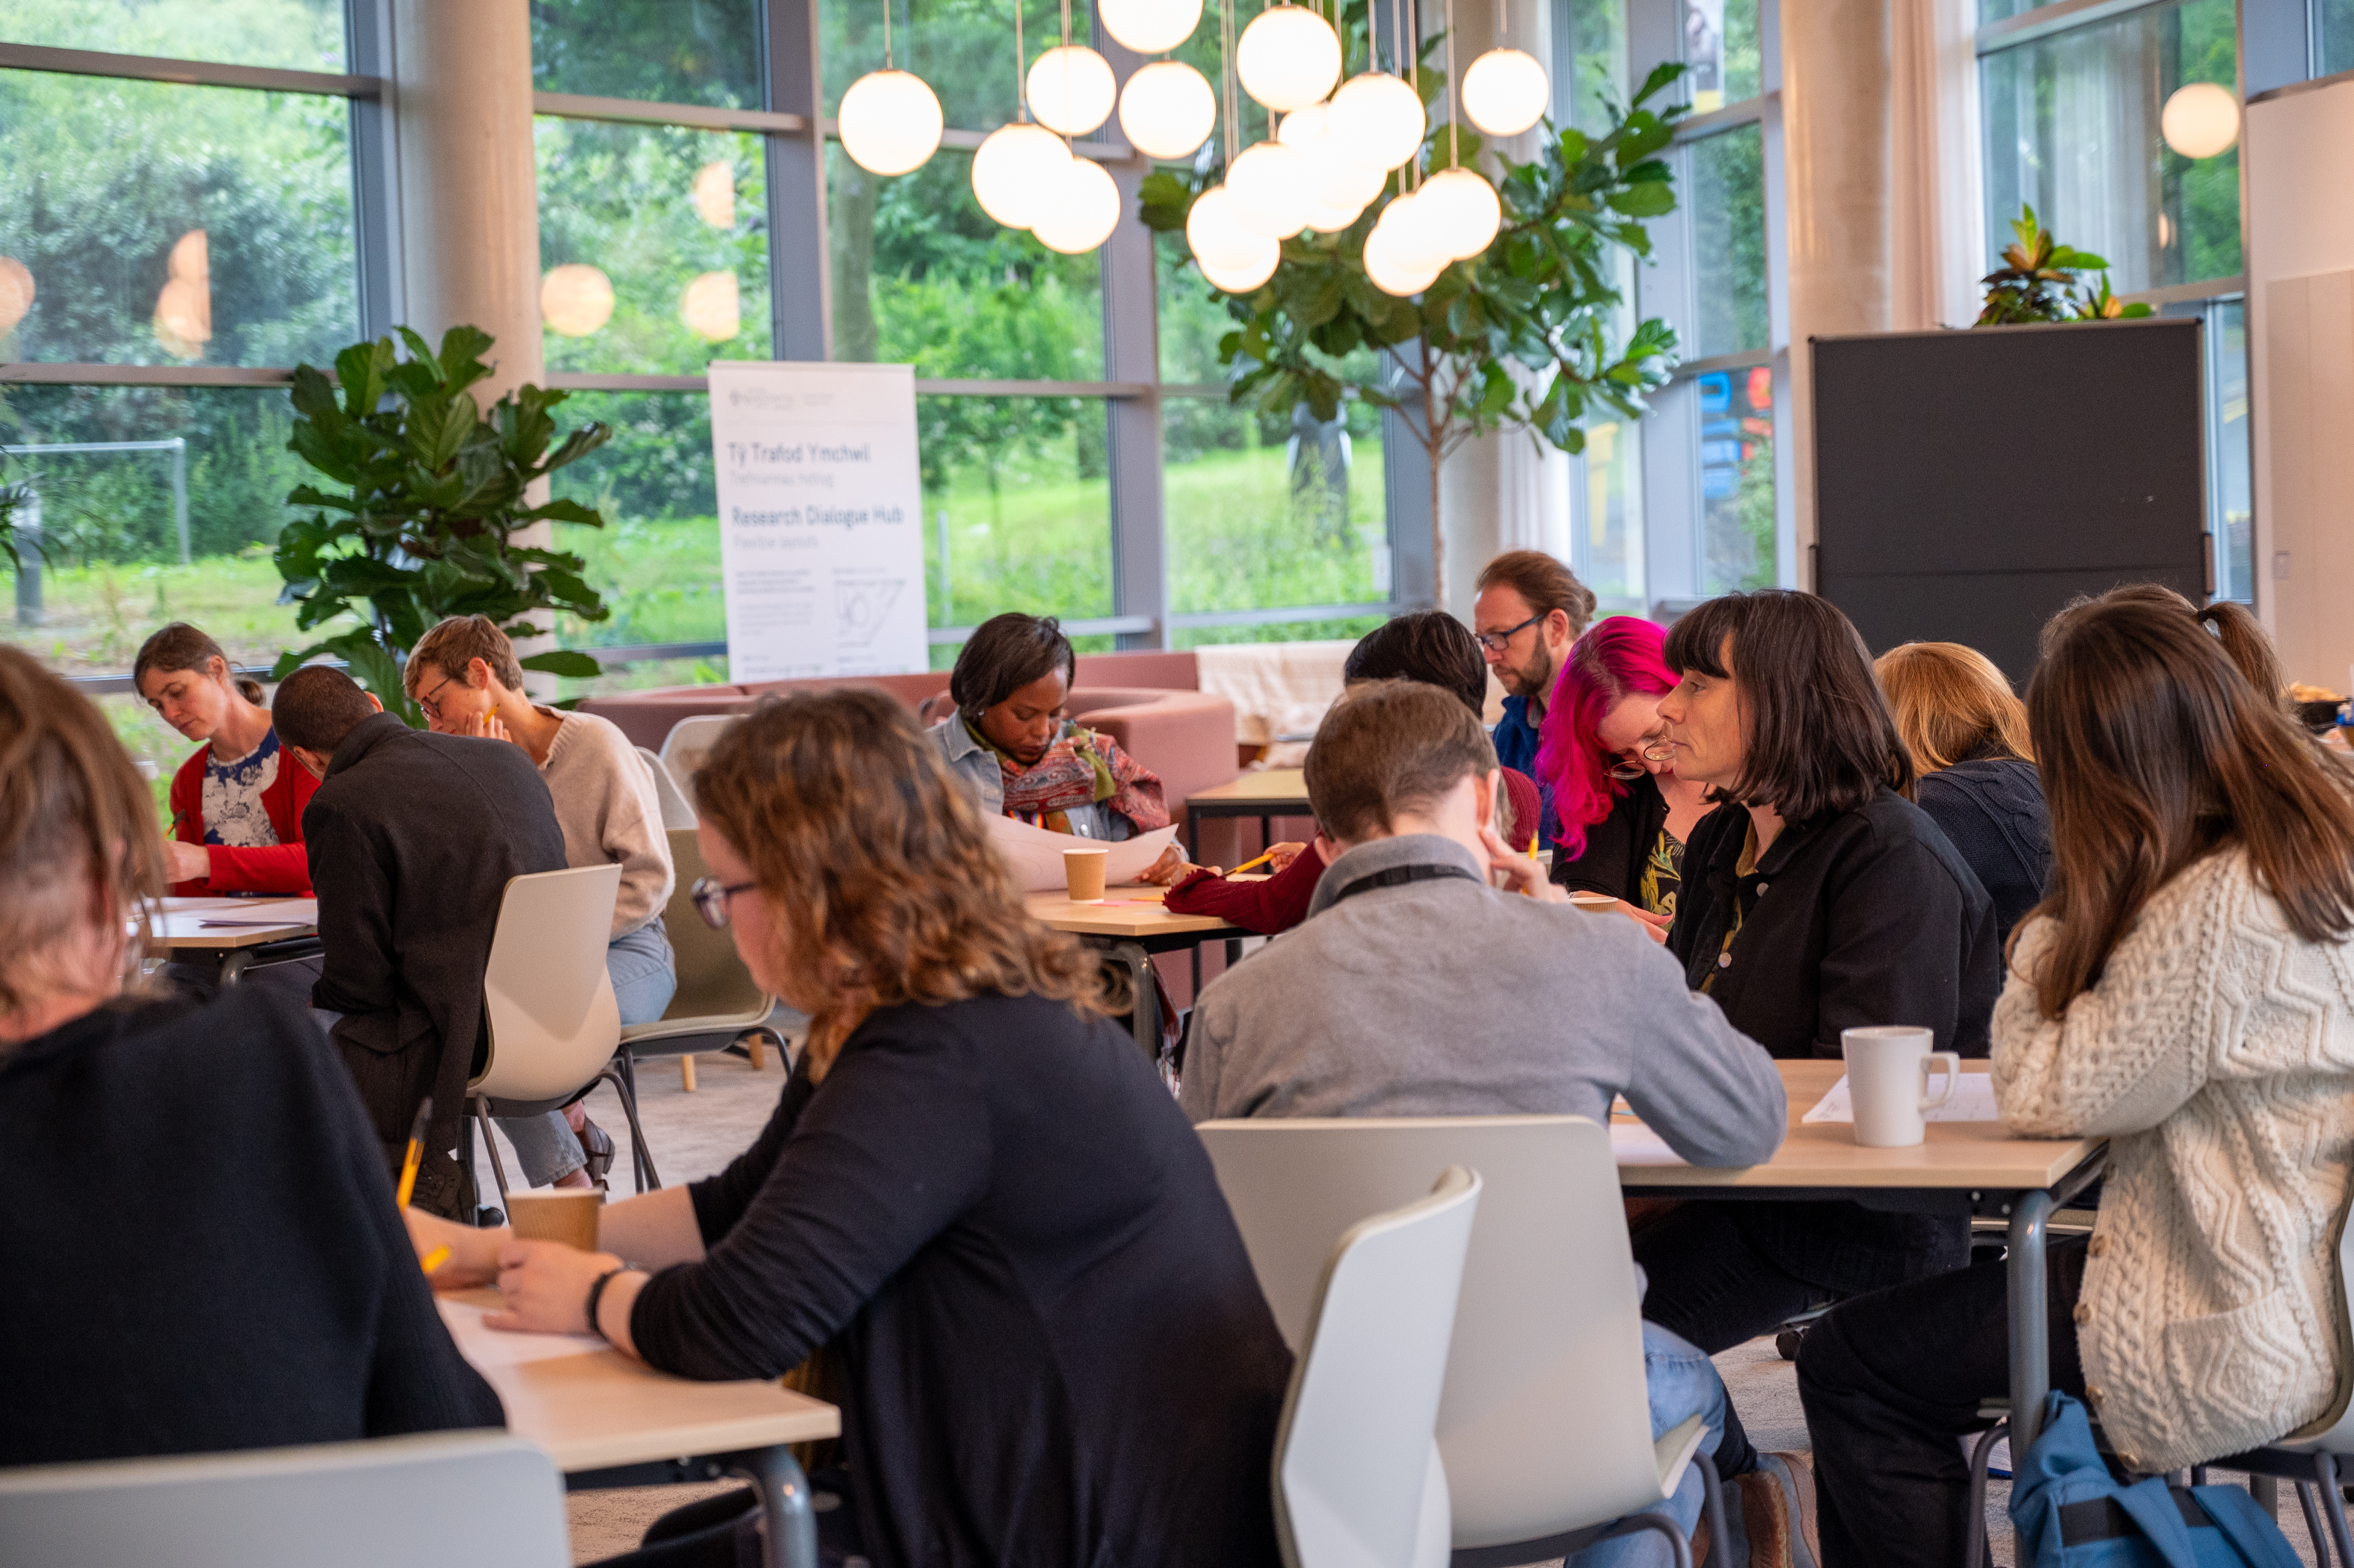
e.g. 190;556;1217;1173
435;1296;606;1370
1611;1123;1691;1167
1801;1072;2004;1125
227;897;319;926
985;817;1180;895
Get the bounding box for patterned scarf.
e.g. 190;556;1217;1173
967;716;1170;836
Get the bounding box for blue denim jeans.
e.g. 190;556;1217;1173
1568;1320;1729;1568
498;920;679;1186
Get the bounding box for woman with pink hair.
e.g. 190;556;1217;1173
1536;616;1717;926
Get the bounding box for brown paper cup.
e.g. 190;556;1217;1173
1064;847;1110;902
507;1188;601;1252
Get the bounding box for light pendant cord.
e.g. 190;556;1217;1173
1221;0;1239;166
883;0;893;69
1443;0;1456;168
1014;0;1027;121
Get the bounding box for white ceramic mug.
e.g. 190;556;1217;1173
1841;1026;1960;1148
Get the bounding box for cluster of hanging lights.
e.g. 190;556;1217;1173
1184;0;1549;297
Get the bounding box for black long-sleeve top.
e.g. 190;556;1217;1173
1915;756;2051;946
0;988;503;1465
630;992;1292;1568
305;711;568;1214
1664;787;2001;1295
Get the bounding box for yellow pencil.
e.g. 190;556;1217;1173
1526;831;1540;858
1227;848;1278;876
394;1096;433;1210
420;1246;451;1276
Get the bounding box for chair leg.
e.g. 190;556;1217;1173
2319;1453;2354;1568
1965;1420;2007;1568
598;1066;662;1193
745;1034;765;1070
1594;1513;1693;1568
472;1097;512;1206
680;1055;698;1092
2298;1480;2335;1568
1696;1452;1728;1568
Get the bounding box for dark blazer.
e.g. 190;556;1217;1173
1916;756;2051;946
1663;787;2001;1293
631;992;1293;1568
305;711;567;1216
0;988;502;1465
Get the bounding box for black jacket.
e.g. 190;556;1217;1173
306;712;567;1216
0;989;503;1465
632;993;1293;1568
1552;773;1722;908
1663;787;2001;1294
1916;756;2051;946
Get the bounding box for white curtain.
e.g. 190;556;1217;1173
1892;0;1987;329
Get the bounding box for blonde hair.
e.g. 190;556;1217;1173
1875;642;2033;773
692;688;1114;1079
404;615;525;697
0;647;162;1029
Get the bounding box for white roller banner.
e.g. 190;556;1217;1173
708;360;927;680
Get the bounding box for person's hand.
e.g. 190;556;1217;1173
1623;904;1673;944
461;710;513;744
162;839;211;884
486;1240;627;1335
406;1207;504;1289
1137;844;1192;886
1263;841;1307;873
1480;825;1566;902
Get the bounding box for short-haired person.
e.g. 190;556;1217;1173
406;690;1292;1568
0;647;500;1466
1474;549;1598;845
1167;610;1545;932
1874;641;2050;944
274;665;568;1217
1182;678;1785;1567
1538;616;1718;929
404;615;678;1190
135;623;318;898
1798;588;2354;1566
929;611;1187;884
1632;591;1999;1491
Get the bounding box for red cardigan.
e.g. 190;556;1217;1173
166;737;320;896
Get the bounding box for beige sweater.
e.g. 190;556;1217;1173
534;708;674;938
1994;847;2354;1474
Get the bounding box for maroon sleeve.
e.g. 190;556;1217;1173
1162;844;1323;935
1502;767;1545;851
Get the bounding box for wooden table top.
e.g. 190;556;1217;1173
148;897;317;950
1617;1060;2104;1192
1026;885;1245;940
437;1290;836;1471
1186;769;1310;808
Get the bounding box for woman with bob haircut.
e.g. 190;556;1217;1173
1630;591;2000;1490
0;647;501;1465
406;688;1292;1568
1874;641;2050;944
1536;615;1717;924
1797;587;2354;1564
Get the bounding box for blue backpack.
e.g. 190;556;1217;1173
2010;1393;2303;1567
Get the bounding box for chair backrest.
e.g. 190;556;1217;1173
1198;1116;1663;1548
474;863;623;1103
0;1431;569;1568
655;827;769;1024
1275;1166;1480;1568
658;713;739;795
636;747;698;830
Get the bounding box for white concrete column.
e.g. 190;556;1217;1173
1781;0;1893;574
386;0;543;401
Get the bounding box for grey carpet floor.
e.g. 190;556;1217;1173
496;1054;2328;1567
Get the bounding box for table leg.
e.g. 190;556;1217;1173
217;949;255;987
2007;1189;2055;1457
729;1444;818;1568
1106;940;1156;1056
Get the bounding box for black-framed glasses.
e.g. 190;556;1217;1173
1606;740;1678;781
691;874;757;930
1473;613;1544;653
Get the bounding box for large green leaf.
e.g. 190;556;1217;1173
519;649;604;679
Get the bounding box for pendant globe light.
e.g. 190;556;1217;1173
1460;48;1548;137
541;264;615;337
1028;43;1118;135
1328;72;1425;171
973;123;1073;227
1119;59;1217;158
1098;0;1205;53
1278;104;1385;217
1364;220;1443;296
2160;81;2239;158
1200;242;1279;292
1236;4;1342;112
1225;140;1316;238
1418;166;1500;257
1032;156;1124;252
839;0;946;174
1372;191;1453;272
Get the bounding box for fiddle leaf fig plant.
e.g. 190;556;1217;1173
273;325;613;724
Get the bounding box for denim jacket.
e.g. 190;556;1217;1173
926;716;1135;841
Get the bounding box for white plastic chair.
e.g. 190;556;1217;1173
636;746;698;830
620;827;785;1117
1277;1166;1482;1568
658;714;739;804
1198;1116;1719;1568
0;1430;568;1568
467;863;630;1204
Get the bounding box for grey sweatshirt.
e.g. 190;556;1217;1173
1182;833;1788;1168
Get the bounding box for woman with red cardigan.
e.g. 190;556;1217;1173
135;623;317;899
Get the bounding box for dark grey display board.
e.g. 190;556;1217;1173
1812;317;2208;682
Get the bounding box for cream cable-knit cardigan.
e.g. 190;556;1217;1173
1994;846;2354;1475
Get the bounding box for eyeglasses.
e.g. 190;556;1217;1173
1473;613;1544;654
415;673;457;721
691;874;757;930
1606;740;1678;781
